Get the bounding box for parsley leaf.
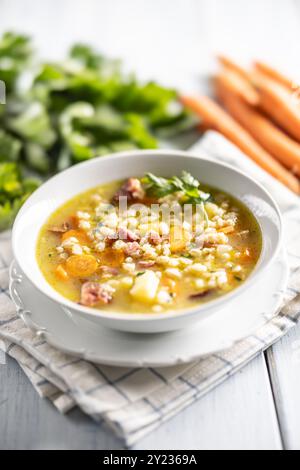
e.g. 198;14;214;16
142;171;211;205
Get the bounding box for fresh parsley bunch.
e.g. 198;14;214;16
0;32;198;230
0;163;39;231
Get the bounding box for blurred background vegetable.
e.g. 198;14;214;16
0;162;39;231
0;31;198;230
182;57;300;195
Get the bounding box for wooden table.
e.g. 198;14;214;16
1;0;300;450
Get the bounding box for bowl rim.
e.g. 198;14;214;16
12;148;283;323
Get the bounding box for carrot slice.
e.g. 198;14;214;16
62;229;90;245
65;255;98;277
100;249;125;267
181;94;300;194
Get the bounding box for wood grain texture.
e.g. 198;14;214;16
266;324;300;450
0;354;282;450
0;356;123;450
0;0;300;450
133;354;282;450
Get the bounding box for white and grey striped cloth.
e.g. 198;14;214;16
1;131;300;446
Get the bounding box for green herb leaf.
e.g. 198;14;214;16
0;32;33;92
0;162;39;230
0;30;196;231
0;130;22;162
142;171;211;205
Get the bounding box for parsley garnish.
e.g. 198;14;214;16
142;171;210;205
142;171;210;225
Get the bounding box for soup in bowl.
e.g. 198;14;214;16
36;173;262;314
12;150;282;333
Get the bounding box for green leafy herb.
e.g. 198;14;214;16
0;32;32;92
0;163;39;231
142;171;211;204
136;271;145;277
0;130;22;162
0;32;198;231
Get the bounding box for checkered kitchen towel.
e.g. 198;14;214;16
1;130;300;446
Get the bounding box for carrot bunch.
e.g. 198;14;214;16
181;57;300;194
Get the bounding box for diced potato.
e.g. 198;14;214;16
130;271;159;303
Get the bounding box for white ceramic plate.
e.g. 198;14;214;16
12;150;282;333
9;249;289;367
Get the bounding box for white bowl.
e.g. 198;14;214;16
12;150;282;333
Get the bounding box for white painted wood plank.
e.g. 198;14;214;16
0;356;122;450
0;353;282;450
266;323;300;450
134;354;282;450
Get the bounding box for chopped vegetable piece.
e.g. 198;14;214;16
61;229;90;244
65;254;98;277
130;271;159;303
55;264;69;281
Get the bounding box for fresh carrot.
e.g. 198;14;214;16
217;55;251;81
254;61;294;90
215;69;259;106
216;79;300;176
253;72;300;141
65;254;98;277
181;95;300;194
